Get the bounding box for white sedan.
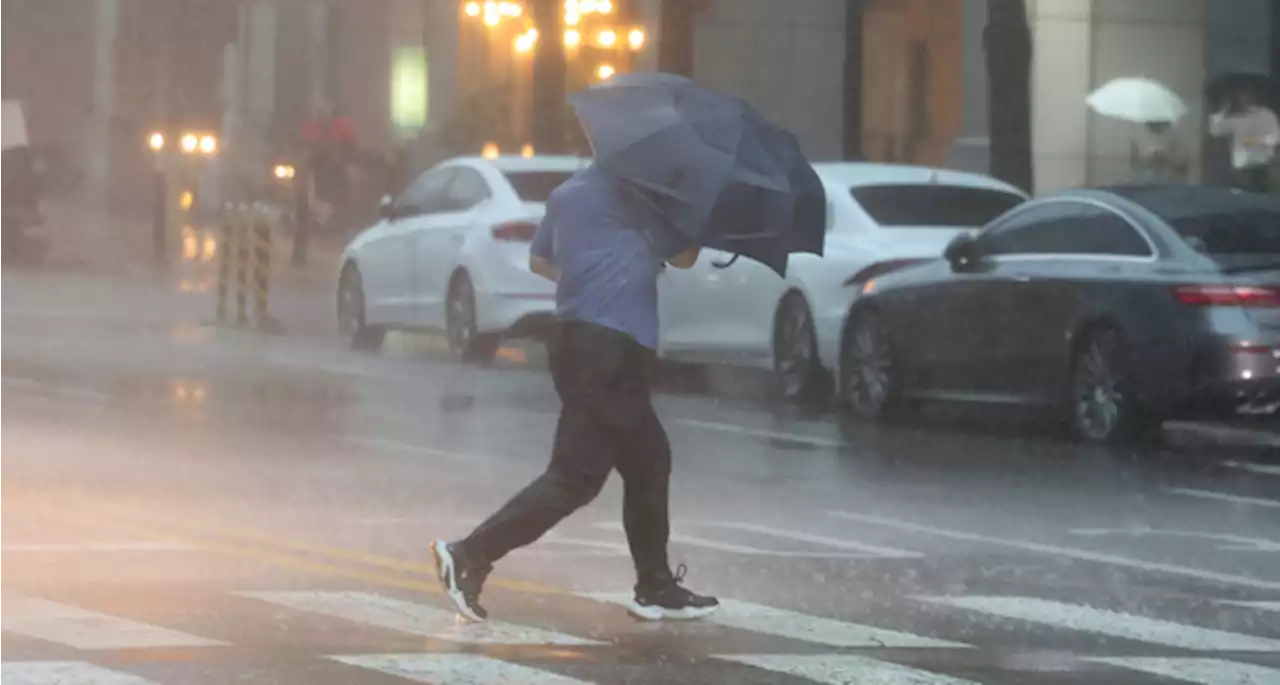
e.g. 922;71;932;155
656;162;1028;403
337;155;589;360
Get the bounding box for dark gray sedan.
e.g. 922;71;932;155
838;184;1280;442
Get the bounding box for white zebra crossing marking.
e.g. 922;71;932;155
591;521;889;558
332;654;594;685
1223;460;1280;477
1;595;225;650
1087;657;1280;685
578;593;968;649
0;662;163;685
240;591;598;646
719;654;982;685
1163;487;1280;509
917;596;1280;652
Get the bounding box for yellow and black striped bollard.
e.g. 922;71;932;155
216;203;245;323
235;205;251;325
251;205;273;326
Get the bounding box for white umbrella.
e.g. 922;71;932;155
1086;77;1187;123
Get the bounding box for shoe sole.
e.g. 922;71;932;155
430;540;486;623
626;599;720;622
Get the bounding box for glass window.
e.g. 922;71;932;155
503;171;575;203
1168;210;1280;256
444;168;491;211
397;169;453;215
983;203;1153;257
850;185;1026;228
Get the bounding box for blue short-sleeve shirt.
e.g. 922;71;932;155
531;167;662;349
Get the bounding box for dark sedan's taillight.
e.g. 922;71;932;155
491;221;538;242
1172;285;1280;308
843;258;929;287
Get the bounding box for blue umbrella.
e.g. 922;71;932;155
569;73;825;276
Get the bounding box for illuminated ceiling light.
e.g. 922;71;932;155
147;131;165;152
596;29;616;47
521;143;535;158
564;11;580;26
514;33;535;53
180;133;199;153
484;11;500;26
596;63;615;80
464;2;481;16
199;134;218;155
481;142;500;159
564;29;581;48
483;1;499;25
598;0;613;13
628;28;645;50
499;1;522;17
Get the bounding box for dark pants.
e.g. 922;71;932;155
458;321;673;586
1233;165;1271;193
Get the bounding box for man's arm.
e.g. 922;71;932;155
667;245;701;269
1208;110;1237;138
529;254;559;282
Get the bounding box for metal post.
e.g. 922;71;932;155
216;204;236;322
152;163;168;264
235;204;251;325
842;0;865;161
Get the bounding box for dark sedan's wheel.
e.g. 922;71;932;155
840;310;904;420
1069;329;1155;443
337;265;385;352
446;273;500;363
772;293;831;405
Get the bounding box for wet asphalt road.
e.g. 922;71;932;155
3;263;1280;685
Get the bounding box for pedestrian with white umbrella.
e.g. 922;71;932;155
1086;77;1189;183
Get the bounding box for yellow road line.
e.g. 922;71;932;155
11;499;560;596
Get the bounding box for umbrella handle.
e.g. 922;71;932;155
711;254;740;269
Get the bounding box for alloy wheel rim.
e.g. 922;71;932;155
849;320;891;411
339;277;361;338
449;282;475;352
777;303;814;396
1075;343;1121;439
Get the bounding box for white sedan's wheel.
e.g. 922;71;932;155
772;293;829;405
337;265;385;352
446;273;500;363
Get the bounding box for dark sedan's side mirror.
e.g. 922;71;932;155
943;233;980;271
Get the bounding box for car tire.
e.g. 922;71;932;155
446;272;500;363
772;293;831;406
840;309;907;421
338;264;385;352
1068;328;1158;443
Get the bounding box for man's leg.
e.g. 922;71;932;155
613;351;719;621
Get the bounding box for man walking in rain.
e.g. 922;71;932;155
431;165;720;623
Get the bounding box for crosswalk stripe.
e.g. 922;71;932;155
578;593;967;649
1086;657;1280;685
1;661;164;684
592;521;888;558
1223;460;1280;477
1163;487;1280;509
240;590;599;646
1;595;226;650
692;521;923;558
719;654;982;685
917;596;1280;652
331;654;594;684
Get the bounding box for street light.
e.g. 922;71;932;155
521;143;535;159
481;142;500;159
148;131;166;152
596;29;617;47
596;63;615;80
199;134;218;156
180;133;199;154
514;27;538;53
564;29;581;49
628;28;645;50
273;164;296;181
464;1;481;17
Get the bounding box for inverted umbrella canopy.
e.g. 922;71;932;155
569;72;825;276
1086;77;1187;123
